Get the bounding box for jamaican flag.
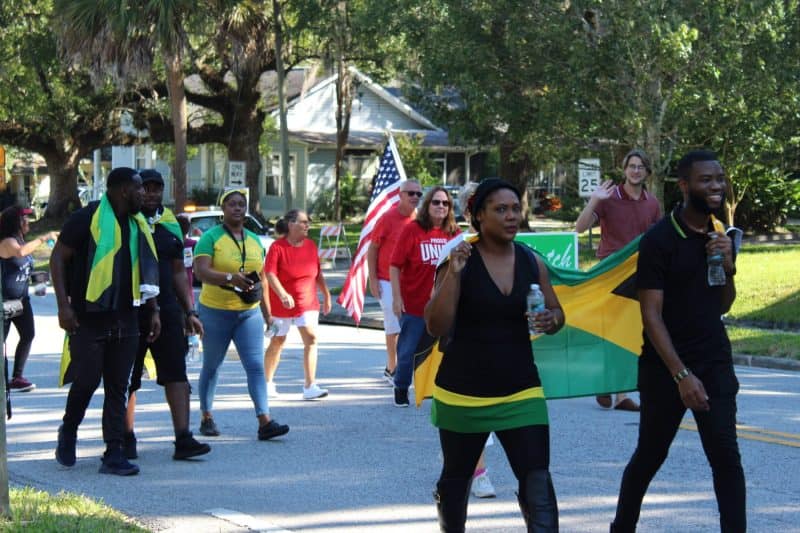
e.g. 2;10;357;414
413;235;642;406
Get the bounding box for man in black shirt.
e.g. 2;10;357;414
124;169;210;461
611;150;745;532
51;167;160;476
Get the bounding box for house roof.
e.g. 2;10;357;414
288;129;470;152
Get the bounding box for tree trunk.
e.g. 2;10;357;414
42;147;82;219
227;113;263;216
273;0;292;210
335;62;353;222
164;51;188;212
499;138;532;231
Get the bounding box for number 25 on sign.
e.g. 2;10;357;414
578;158;601;198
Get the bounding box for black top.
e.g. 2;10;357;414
1;238;33;300
636;207;731;367
148;223;183;314
435;242;543;397
58;202;137;332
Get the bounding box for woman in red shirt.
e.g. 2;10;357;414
389;187;460;407
264;209;332;400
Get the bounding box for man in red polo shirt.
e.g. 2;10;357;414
576;149;661;411
367;179;421;383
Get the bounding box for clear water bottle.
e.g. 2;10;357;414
526;283;546;334
186;334;201;363
707;234;726;286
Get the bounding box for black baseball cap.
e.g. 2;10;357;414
139;169;164;186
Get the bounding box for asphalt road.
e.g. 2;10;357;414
3;291;799;532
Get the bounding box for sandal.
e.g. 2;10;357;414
614;398;640;412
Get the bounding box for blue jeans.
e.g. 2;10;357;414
394;313;427;390
197;303;269;416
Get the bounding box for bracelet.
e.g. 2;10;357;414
673;367;691;384
186;310;199;318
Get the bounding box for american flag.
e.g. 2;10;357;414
337;135;407;323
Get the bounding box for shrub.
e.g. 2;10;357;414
309;172;369;221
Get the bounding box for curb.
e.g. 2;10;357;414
732;354;800;372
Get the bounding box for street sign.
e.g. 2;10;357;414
578;158;601;198
516;232;579;269
227;161;246;187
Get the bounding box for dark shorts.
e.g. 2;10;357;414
129;309;188;393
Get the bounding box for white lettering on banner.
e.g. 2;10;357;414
545;243;575;269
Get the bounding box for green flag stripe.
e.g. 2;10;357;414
431;396;548;433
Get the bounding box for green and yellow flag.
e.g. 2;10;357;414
413;236;643;406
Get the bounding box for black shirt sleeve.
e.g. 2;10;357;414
58;207;91;250
636;228;667;291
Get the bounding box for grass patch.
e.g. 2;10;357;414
727;325;800;360
1;486;146;532
726;244;800;329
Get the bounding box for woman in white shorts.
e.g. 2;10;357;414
264;210;332;400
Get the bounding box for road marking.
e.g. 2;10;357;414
680;423;800;448
206;508;293;532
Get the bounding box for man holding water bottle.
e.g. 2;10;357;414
124;169;210;461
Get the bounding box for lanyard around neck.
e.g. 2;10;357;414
222;224;246;272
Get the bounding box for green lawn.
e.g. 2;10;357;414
726;244;800;329
727;325;800;360
1;487;146;532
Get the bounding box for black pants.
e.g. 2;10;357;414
439;424;551;486
62;325;138;449
3;296;35;378
613;362;746;532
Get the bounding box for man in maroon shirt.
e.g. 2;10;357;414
367;180;421;383
576;149;661;411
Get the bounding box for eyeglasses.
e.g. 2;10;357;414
627;164;647;172
431;199;450;207
292;219;310;225
403;191;423;197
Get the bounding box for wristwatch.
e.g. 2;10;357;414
225;273;233;284
673;367;691;384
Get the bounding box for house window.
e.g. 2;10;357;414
265;154;296;196
134;145;149;170
347;154;374;181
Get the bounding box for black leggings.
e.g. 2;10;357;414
3;296;35;378
439;424;550;485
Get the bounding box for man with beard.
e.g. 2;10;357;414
610;150;745;532
123;169;210;461
51;167;160;475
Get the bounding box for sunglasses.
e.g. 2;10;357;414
403;191;423;197
431;199;450;207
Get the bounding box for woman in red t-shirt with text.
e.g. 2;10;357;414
264;209;332;400
389;187;460;407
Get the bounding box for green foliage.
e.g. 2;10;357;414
309;172;368;221
733;173;800;232
727;326;800;360
189;187;220;206
394;133;439;186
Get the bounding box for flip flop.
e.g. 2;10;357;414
614;398;640;412
596;394;612;408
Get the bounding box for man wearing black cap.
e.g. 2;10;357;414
124;169;210;461
51;167;160;476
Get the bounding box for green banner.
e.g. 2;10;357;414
515;232;579;269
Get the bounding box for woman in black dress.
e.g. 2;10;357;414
425;179;565;532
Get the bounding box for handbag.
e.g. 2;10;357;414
3;299;23;320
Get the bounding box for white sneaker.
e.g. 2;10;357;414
471;472;496;498
266;381;280;399
302;382;329;400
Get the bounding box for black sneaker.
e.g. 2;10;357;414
99;448;140;476
55;425;77;467
123;431;138;459
394;388;409;407
199;417;220;437
173;431;211;460
257;420;290;441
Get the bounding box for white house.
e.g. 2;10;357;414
113;67;486;217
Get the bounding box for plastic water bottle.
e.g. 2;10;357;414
46;238;55;249
707;234;726;286
186;334;201;363
526;283;546;334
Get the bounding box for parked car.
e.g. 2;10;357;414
179;209;275;252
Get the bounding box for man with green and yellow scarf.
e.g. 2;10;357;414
50;167;160;476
